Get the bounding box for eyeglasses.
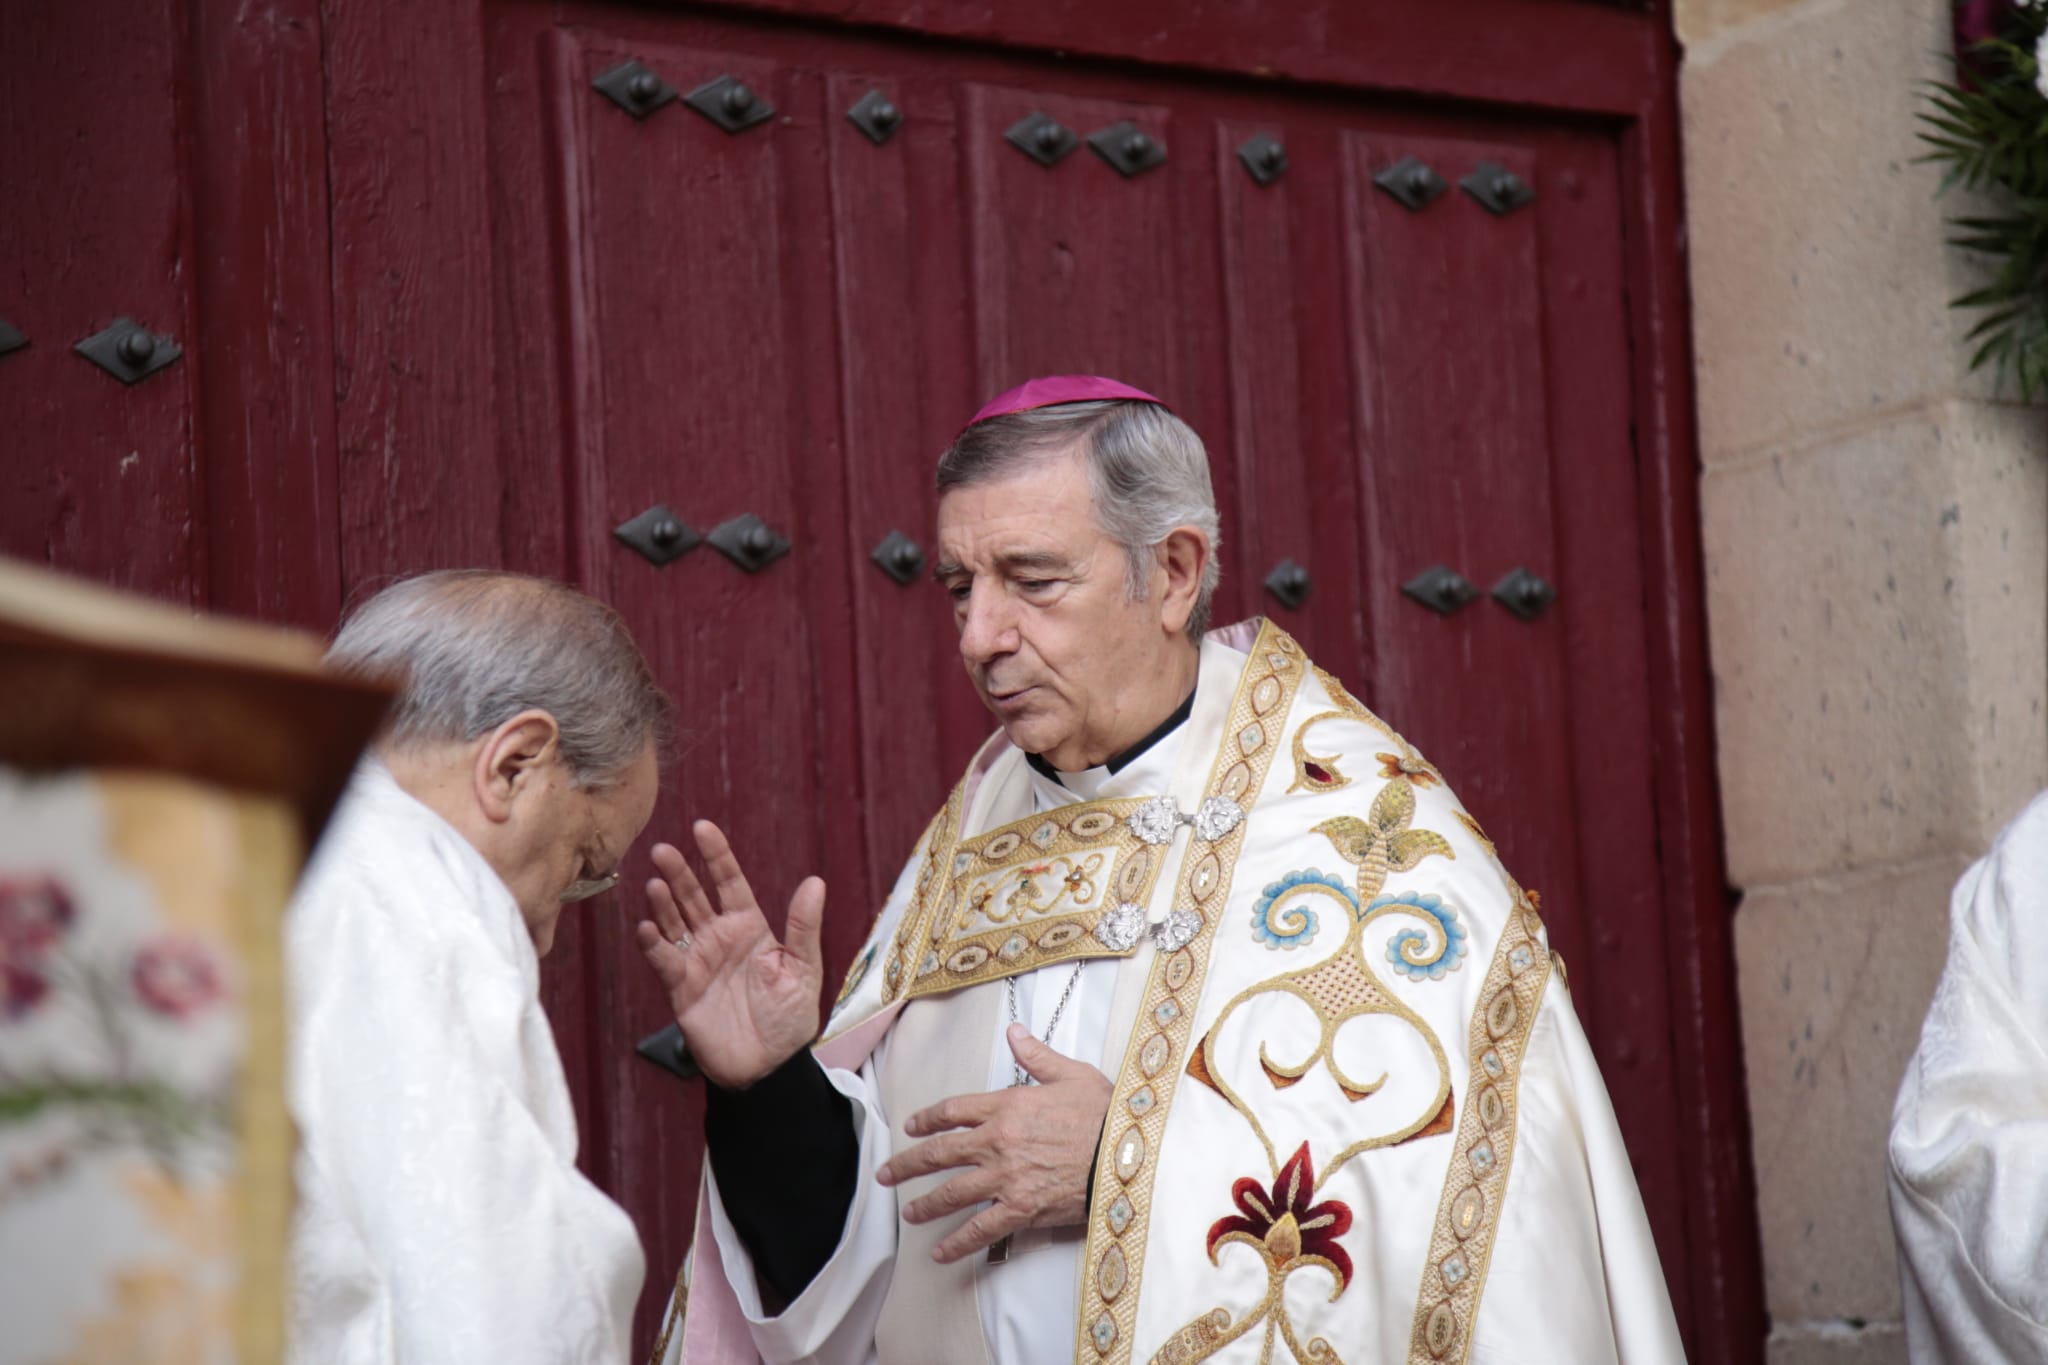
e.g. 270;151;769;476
559;869;622;904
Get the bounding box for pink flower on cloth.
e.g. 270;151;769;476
130;937;226;1020
0;876;77;1020
0;876;77;954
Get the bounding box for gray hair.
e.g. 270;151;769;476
935;400;1223;639
326;570;673;786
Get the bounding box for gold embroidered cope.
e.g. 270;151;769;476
1406;887;1553;1364
1075;622;1310;1362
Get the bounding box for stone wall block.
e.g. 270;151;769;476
1681;0;2002;462
1765;1324;1910;1365
1946;401;2048;840
1734;855;1966;1324
1704;414;1979;886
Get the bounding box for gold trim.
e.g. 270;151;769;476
881;779;968;1003
1075;621;1309;1363
1405;889;1552;1363
646;1259;688;1365
900;798;1170;998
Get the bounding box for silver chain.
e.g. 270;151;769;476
1006;963;1085;1087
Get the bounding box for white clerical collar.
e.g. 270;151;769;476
1026;687;1195;807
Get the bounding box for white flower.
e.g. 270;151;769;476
2036;30;2048;99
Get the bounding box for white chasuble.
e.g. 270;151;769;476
287;763;646;1364
659;620;1684;1365
1889;789;2048;1363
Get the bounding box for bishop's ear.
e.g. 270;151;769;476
474;709;563;824
1156;525;1211;636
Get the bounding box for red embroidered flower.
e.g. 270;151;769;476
130;938;226;1019
0;877;76;955
1206;1142;1353;1291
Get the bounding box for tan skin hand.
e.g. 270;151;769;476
876;1025;1113;1263
634;820;827;1091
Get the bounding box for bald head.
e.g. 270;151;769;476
327;570;672;787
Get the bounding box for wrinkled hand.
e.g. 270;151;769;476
875;1025;1112;1263
634;820;826;1091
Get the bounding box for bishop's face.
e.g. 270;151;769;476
935;448;1183;770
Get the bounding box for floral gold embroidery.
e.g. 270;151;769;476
1154;1143;1352;1364
1285;667;1387;793
1079;621;1308;1363
1405;887;1552;1364
1312;779;1456;904
1452;810;1494;857
903;799;1169;999
1377;751;1441;788
1250;869;1350;951
1191;882;1458;1176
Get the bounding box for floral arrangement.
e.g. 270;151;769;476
1922;0;2048;398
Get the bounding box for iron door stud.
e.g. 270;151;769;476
708;513;791;573
1401;565;1478;616
1005;112;1079;167
75;317;181;385
614;505;702;566
871;529;927;585
685;75;775;134
592;60;678;119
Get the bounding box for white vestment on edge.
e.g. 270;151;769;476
1890;788;2048;1364
659;620;1684;1365
286;762;645;1364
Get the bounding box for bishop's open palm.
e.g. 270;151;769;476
634;821;827;1090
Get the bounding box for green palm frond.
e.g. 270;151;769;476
1923;12;2048;400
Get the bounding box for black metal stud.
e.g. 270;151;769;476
708;513;791;573
1401;565;1478;616
1491;567;1557;621
592;60;678;119
871;529;926;585
1087;120;1167;178
684;74;775;135
1374;156;1448;212
614;504;702;567
74;317;181;385
1264;558;1312;610
1005;112;1079;168
1460;161;1535;216
846;88;903;146
1237;134;1288;187
0;318;25;357
635;1022;701;1082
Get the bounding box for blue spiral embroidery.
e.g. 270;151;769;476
1374;892;1469;980
1251;869;1355;950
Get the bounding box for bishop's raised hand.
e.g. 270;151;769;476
634;820;826;1091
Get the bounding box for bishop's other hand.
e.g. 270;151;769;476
635;820;826;1091
875;1026;1114;1263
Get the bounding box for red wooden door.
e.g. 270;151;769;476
436;4;1718;1353
5;0;1756;1359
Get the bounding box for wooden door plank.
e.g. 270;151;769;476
1212;115;1366;664
324;0;515;584
1340;132;1585;926
962;84;1188;398
545;30;862;1343
0;0;199;605
1528;129;1692;1333
821;67;993;914
190;0;345;632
